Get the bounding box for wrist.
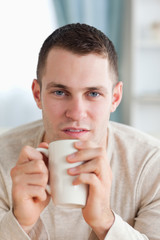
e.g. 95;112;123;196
12;208;36;234
92;210;115;240
21;224;35;234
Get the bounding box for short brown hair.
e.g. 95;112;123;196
36;23;118;87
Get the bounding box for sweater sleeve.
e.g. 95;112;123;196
104;213;148;240
89;212;148;240
104;151;160;240
0;210;48;240
0;210;30;240
0;165;30;240
91;151;160;240
0;170;48;240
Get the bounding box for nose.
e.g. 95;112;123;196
65;97;87;121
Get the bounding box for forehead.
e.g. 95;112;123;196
42;48;113;88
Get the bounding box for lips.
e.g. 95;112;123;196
62;127;89;138
65;129;84;132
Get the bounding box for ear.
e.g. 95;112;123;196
110;81;123;113
32;79;42;109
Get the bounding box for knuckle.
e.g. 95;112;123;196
10;167;15;178
77;163;83;172
90;173;97;182
80;173;96;183
78;173;85;182
40;172;48;186
38;186;44;194
38;186;47;199
12;175;21;185
10;166;20;179
22;145;31;154
34;159;46;172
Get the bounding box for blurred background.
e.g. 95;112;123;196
0;0;160;139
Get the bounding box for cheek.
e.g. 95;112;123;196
88;103;110;137
91;101;111;119
47;104;64;120
42;95;64;117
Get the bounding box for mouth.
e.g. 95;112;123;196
62;127;90;138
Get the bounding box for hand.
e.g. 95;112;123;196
67;141;114;240
10;142;50;233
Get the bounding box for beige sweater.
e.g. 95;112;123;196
0;120;160;240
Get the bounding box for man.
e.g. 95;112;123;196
0;23;159;240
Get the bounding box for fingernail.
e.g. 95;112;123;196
68;167;77;174
67;152;76;160
75;141;82;147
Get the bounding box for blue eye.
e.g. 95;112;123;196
88;92;100;98
54;90;65;96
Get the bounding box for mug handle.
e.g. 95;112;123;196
36;147;51;195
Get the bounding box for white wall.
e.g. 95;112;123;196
0;0;58;132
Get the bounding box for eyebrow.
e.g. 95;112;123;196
46;82;68;90
46;82;108;93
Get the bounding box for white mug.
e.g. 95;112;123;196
37;139;88;208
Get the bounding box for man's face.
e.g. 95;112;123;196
33;48;122;145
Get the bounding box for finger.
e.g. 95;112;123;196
17;146;44;164
67;146;105;163
27;174;48;188
72;173;111;199
68;157;103;177
28;185;48;202
13;183;48;203
38;142;49;149
11;159;48;177
74;141;97;150
12;173;48;190
72;173;99;193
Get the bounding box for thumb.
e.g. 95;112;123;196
38;142;49;149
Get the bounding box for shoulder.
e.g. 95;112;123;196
108;121;160;171
108;121;160;149
0;120;44;145
108;121;160;190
